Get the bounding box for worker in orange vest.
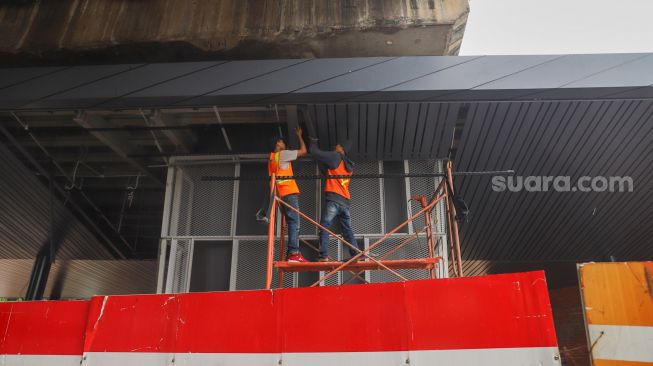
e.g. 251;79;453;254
309;138;364;262
268;127;309;263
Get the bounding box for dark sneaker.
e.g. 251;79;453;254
287;252;310;263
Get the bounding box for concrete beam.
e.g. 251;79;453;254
0;0;469;66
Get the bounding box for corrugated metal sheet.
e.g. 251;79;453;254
0;141;112;259
307;103;460;159
454;100;653;275
578;262;653;365
0;259;157;298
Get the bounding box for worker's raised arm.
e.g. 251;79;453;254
309;142;342;170
295;127;307;157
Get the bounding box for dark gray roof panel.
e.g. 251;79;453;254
167;59;308;106
205;58;393;104
563;54;653;88
0;64;142;109
297;56;472;94
29;62;223;109
295;57;479;103
100;60;304;108
477;53;646;90
384;55;560;93
2;54;653;111
0;66;67;90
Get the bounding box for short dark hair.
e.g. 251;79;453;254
269;135;286;151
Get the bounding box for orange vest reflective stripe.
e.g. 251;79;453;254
268;152;300;197
325;160;352;200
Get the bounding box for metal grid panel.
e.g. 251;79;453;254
368;236;431;283
235;239;295;290
170;171;194;236
348;161;383;234
433;161;449;278
161;158;451;292
408;160;442;231
169;239;192;293
235;162;268;236
294;161;319;236
236;239;272;290
323;238;342;286
175;164;234;236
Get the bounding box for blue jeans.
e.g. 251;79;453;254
280;194;300;254
318;200;360;258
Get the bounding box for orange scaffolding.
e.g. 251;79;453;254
265;161;464;289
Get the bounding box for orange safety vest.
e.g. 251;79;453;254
325;160;352;200
268;152;300;197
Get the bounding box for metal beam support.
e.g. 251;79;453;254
212;106;233;152
73;112;163;185
150;110;196;154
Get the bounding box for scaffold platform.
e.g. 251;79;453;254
274;257;443;272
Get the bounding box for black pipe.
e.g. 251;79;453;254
199;170;516;181
25;248;52;300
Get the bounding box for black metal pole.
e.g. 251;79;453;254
25;159;57;300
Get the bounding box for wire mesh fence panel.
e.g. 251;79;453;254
297;239;320;287
408;160;442;231
168;169;193;236
348;161;382;235
170;239;192;293
236;239;279;290
368;236;431;283
161;158;451;292
320;238;342;286
294;161;320;236
235;162;269;236
175;164;235;236
341;238;368;286
433;161;449;278
159;239;172;292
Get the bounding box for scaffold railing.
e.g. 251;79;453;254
265;161;464;289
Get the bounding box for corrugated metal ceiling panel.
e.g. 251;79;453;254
454;100;653;272
0;141;112;259
307;102;460;159
0;259;156;298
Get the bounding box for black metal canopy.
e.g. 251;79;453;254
1;54;652;285
1;54;653;111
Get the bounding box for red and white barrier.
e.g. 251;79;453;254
1;271;560;365
0;300;89;365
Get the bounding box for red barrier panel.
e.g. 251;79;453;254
1;271;561;366
0;300;90;355
403;271;558;350
84;293;181;353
